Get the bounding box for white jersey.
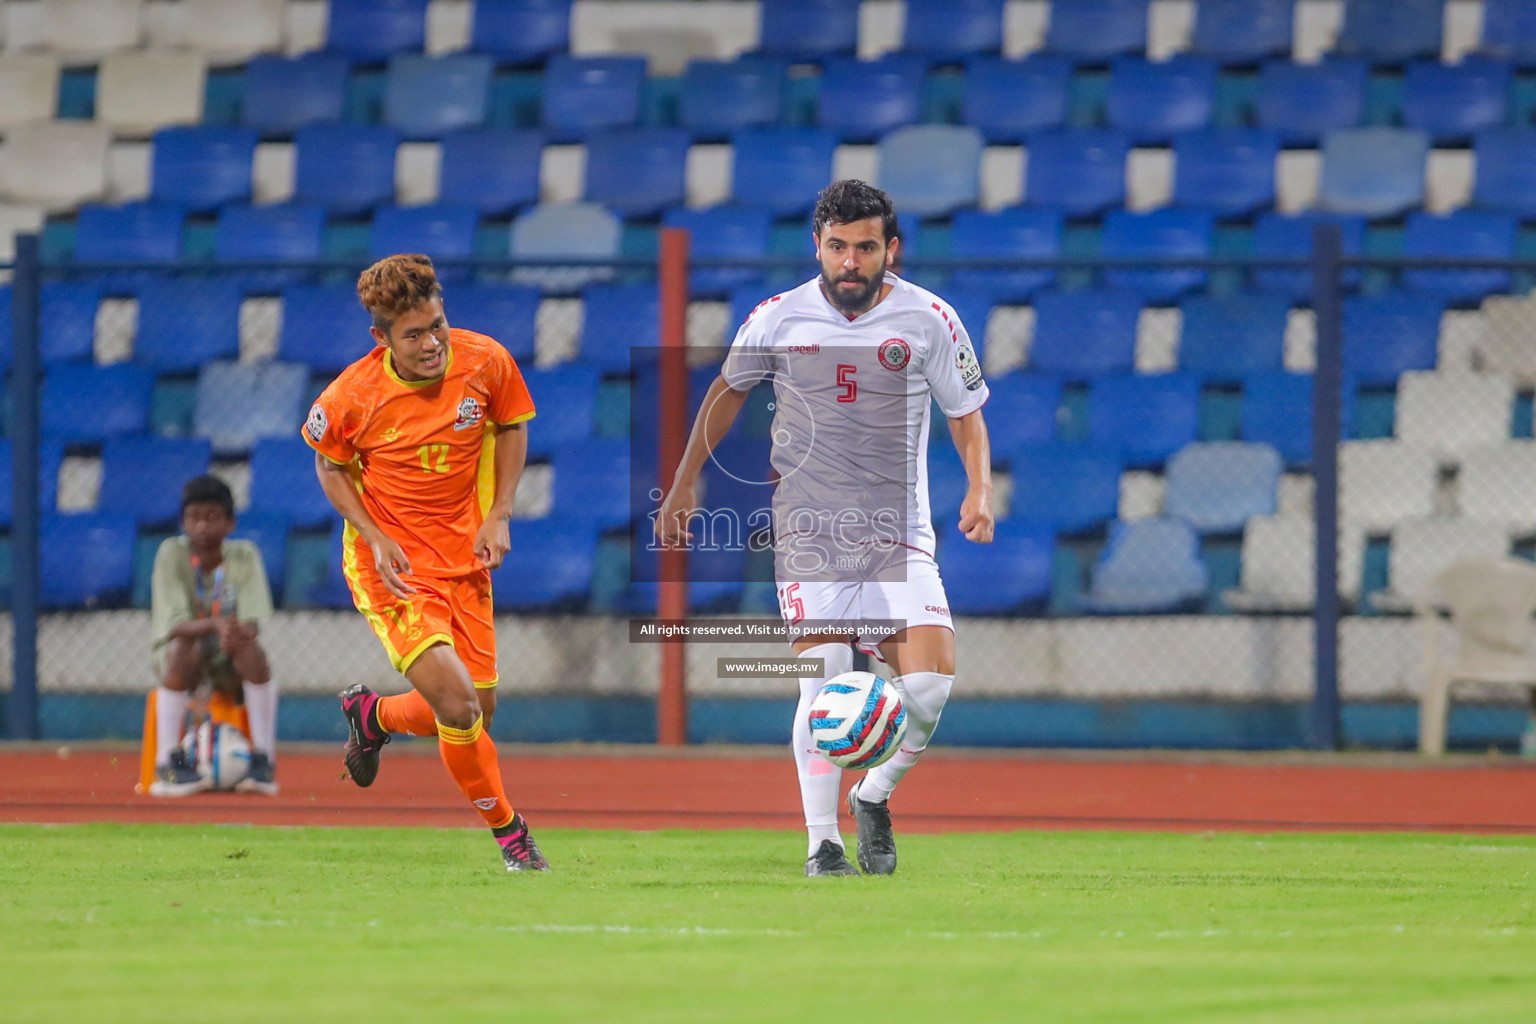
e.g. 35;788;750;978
720;273;988;583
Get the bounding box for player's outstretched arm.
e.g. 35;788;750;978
655;374;750;545
313;451;418;597
948;409;995;543
473;422;527;569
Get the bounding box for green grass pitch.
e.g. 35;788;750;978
3;824;1535;1022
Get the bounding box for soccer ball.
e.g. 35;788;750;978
808;671;907;770
181;720;252;791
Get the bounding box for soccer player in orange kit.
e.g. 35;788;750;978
303;253;548;871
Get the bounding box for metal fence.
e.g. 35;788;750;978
5;234;1536;751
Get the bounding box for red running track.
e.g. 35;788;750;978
4;744;1536;834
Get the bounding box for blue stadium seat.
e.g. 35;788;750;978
727;284;783;343
491;517;598;611
509;201;622;293
39;281;98;364
758;0;859;61
1172;128;1279;217
98;437;212;526
445;283;540;361
1343;292;1443;386
1474;128;1536;215
817;56;925;142
74;203;183;265
1022;128;1128;216
278;283;373;374
579;282;658;372
42;363;153;442
962;55;1071;143
194;360;308;455
231;510;290;598
215;204;324;263
132;278;244;372
698;430;774;521
1191;0;1294;64
1337;0;1444;64
1241;371;1317;466
0;439;63;526
1163;441;1282;533
1402;58;1510;143
878;125;984;218
980;373;1062;456
679;58;787;140
1402;210;1517;302
383;54;493;138
1255;58;1367;146
150;127;257;212
520;364;601;457
40;513;136;608
1006;442;1123;533
438;128;542;216
1107;57;1217;144
948;208;1060;301
1250;211;1367;301
583;128;689;217
1029;289;1140;378
1319;127;1430;217
551;437;631;528
369;204;480;265
926;442;971;526
293;126;400;216
662;206;773;298
307;519;353;608
1045;0;1148;62
241;54;350;135
621;536;747;615
1087;372;1202;467
938;520;1054;614
902;0;1005;62
326;0;427;62
1083;517;1208;613
470;0;573;66
1178;293;1289;383
730;128;837;216
249;437;335;528
541;55;646;140
0;285;8;370
1482;0;1536;66
1100;209;1213;302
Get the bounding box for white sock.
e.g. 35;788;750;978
243;680;278;759
154;686;191;765
861;671;954;804
793;642;853;857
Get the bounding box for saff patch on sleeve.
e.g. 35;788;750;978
305;403;328;442
955;344;983;390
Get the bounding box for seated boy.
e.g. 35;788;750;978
149;475;278;796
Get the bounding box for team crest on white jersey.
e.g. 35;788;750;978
453;396;484;431
877;338;911;371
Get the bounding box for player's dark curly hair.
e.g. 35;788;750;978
812;179;899;243
357;253;442;332
181;475;234;518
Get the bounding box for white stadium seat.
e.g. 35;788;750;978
1393;370;1515;453
95;51;208;137
1458;442;1536;533
0;55;62;130
38;0;142;63
1225;514;1365;612
1339;440;1439;532
0;121;111;211
1383;516;1510;610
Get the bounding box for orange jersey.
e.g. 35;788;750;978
302;328;535;577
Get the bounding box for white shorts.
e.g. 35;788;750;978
775;548;953;659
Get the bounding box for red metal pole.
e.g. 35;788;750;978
656;227;690;745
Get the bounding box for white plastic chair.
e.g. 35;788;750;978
1339;440;1438;531
95;51;207;136
0;55;62;130
1417;556;1536;755
1394;370;1515;453
38;0;142;62
0;122;111;211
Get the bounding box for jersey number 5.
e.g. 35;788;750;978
836;364;857;403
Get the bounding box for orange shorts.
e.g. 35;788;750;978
346;566;498;688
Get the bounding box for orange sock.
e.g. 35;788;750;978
377;690;437;737
436;715;515;829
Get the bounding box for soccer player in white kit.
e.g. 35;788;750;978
657;181;995;876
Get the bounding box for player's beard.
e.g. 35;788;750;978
822;260;886;315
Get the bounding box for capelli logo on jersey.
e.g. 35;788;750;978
787;344;821;354
878;338;911;371
925;604;950;617
453;397;484;431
